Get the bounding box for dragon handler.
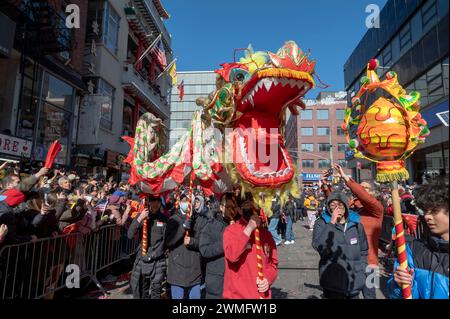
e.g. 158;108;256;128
127;195;168;299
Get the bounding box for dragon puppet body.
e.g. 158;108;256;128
124;41;317;215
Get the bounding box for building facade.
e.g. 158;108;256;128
0;0;88;166
344;0;449;183
169;71;216;148
285;91;353;185
76;0;173;179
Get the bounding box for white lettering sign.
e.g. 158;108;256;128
0;134;32;158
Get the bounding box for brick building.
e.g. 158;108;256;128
285;91;353;185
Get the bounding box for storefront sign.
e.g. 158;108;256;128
0;134;32;158
422;99;449;129
302;173;332;182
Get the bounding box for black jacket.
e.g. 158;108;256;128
199;213;228;299
165;210;203;287
312;192;369;297
0;202;33;244
271;198;282;219
128;211;168;299
283;201;295;219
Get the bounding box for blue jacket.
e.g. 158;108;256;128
388;236;449;299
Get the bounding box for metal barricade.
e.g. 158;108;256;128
0;225;139;299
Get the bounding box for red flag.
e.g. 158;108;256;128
178;80;184;101
44;140;62;169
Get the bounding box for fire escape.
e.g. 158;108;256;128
15;0;75;144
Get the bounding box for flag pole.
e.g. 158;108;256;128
135;34;162;66
154;58;177;82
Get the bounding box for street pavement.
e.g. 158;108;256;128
84;218;387;299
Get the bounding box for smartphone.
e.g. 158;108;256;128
327;168;334;176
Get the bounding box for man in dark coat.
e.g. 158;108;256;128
128;195;168;299
312;191;369;299
199;193;235;299
268;196;282;246
165;194;203;299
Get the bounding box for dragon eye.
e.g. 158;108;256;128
236;73;245;81
230;68;250;83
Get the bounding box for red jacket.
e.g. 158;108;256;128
322;179;384;266
223;218;278;299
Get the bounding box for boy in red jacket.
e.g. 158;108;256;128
223;196;278;299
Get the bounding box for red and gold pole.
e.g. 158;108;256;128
140;198;148;257
254;227;266;299
391;180;412;299
185;173;195;239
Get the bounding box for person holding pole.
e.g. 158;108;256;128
128;195;168;299
223;194;278;299
387;180;448;299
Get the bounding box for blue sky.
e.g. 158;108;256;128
164;0;387;98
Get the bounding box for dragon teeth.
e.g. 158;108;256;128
249;95;255;107
263;79;272;92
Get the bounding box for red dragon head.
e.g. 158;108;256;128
216;41;316;189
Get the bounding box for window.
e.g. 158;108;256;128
337;127;346;136
301;144;314;152
318;159;331;169
338;159;348;168
336;109;345;120
422;0;438;33
42;74;74;111
318;143;331;152
427;63;444;104
317;127;330;136
301;109;312;120
317;109;329;120
122;100;133;136
103;2;120;54
338;143;348;152
302;160;314;169
97;79;115;130
410;10;423;46
381;44;392;69
443;58;449;96
399;23;412;53
301;127;313;136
